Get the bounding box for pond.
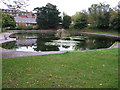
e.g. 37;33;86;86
2;32;120;52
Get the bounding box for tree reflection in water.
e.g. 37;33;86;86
33;33;59;51
2;32;119;52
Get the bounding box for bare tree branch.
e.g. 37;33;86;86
1;0;30;10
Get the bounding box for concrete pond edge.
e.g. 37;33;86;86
0;30;119;59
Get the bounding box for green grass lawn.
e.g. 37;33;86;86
91;31;120;36
2;48;119;88
82;29;120;36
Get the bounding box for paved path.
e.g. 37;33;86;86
0;30;120;59
1;47;65;59
113;43;120;48
0;31;17;44
109;42;120;48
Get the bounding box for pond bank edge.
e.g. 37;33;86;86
0;30;119;59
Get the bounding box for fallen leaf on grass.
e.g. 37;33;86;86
26;82;29;84
58;84;60;87
49;78;51;80
48;74;52;78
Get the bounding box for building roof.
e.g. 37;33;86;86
14;16;37;24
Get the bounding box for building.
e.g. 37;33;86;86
1;8;37;27
14;16;37;27
18;11;36;18
15;11;37;27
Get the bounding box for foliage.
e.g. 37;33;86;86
62;15;71;29
17;22;35;30
2;13;16;28
3;48;118;88
34;3;61;29
88;3;110;29
72;12;81;22
33;26;39;30
72;2;120;32
69;24;74;29
74;17;88;29
69;2;120;32
25;26;33;30
0;10;2;28
1;41;17;49
109;6;120;32
8;26;39;30
73;12;88;29
18;22;26;29
110;14;120;32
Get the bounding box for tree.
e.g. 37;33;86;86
72;12;81;22
62;15;71;29
1;0;30;10
74;17;88;29
34;3;61;29
110;16;120;32
2;13;16;28
0;10;2;29
88;3;110;29
73;12;88;29
110;4;120;32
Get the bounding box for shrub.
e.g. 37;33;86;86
33;26;39;30
74;18;88;29
18;22;26;29
69;24;74;29
87;24;95;29
62;15;71;29
25;26;33;30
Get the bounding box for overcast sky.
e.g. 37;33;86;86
0;0;119;16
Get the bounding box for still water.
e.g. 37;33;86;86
2;32;119;52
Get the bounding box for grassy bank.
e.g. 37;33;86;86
68;29;120;36
2;48;118;88
83;29;120;36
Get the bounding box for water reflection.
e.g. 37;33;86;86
16;46;37;52
55;29;70;38
33;33;59;51
45;40;79;51
2;32;119;52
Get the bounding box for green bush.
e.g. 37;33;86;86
33;26;39;30
25;26;33;30
12;27;22;30
87;24;95;29
62;15;71;29
7;26;40;30
69;24;74;29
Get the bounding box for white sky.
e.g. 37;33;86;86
0;0;119;16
